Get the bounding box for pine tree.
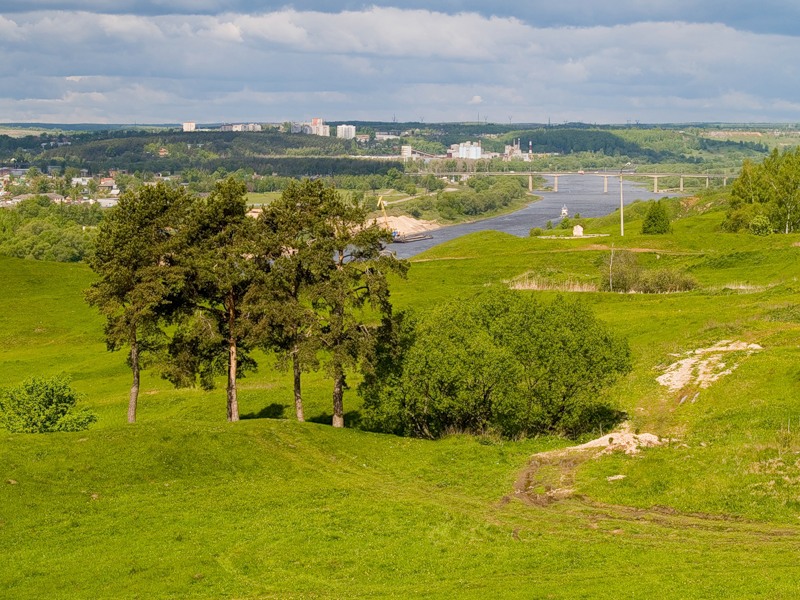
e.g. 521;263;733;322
163;177;262;422
86;183;189;423
641;200;671;234
309;183;408;428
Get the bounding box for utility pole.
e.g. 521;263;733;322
619;174;625;236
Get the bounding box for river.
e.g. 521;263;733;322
389;174;682;258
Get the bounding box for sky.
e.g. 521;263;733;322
1;1;799;124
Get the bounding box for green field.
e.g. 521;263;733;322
3;197;800;598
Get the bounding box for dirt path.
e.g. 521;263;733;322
511;424;662;506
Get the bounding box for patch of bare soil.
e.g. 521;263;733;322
656;340;763;393
511;423;662;506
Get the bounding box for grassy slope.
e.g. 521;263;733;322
3;200;800;598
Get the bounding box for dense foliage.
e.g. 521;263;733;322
724;148;800;234
0;375;97;433
87;177;404;425
360;291;631;439
0;196;101;261
406;175;528;221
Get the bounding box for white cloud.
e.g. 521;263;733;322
2;8;800;122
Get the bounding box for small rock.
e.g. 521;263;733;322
607;474;626;482
7;480;18;485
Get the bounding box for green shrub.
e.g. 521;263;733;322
722;203;759;232
600;250;641;292
360;293;631;439
530;227;543;237
637;268;698;293
559;217;572;229
600;250;697;293
0;376;97;433
749;214;773;236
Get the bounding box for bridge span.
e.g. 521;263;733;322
419;170;734;193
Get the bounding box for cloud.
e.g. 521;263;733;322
1;7;800;123
9;1;800;37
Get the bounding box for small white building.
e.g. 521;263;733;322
572;224;584;237
183;122;196;132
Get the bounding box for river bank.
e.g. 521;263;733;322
389;174;685;258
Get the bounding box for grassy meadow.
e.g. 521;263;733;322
3;195;800;598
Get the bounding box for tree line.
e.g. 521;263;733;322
725;147;800;234
84;177;633;439
86;178;406;425
0;196;100;262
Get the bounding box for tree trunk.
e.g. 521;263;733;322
292;350;304;422
227;297;239;422
128;333;139;424
332;369;344;428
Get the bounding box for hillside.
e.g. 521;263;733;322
3;201;800;598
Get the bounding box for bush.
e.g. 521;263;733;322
636;268;698;293
749;214;773;236
0;376;97;433
599;250;697;293
530;227;543;237
641;200;671;234
600;250;641;292
360;292;631;439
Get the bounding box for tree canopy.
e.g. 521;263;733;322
86;182;190;423
726;148;800;234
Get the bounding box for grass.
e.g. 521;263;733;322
245;192;282;206
4;196;800;597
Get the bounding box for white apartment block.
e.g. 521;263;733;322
337;124;356;140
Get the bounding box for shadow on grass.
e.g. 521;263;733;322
308;410;363;428
241;403;287;420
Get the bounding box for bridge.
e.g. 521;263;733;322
416;171;734;193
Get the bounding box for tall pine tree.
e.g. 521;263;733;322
86;183;190;423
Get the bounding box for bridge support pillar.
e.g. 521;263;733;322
680;176;684;192
603;176;609;193
528;174;533;192
653;176;659;194
553;175;559;192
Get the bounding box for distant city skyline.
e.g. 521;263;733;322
1;2;799;124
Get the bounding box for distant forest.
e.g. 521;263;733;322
0;123;772;176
